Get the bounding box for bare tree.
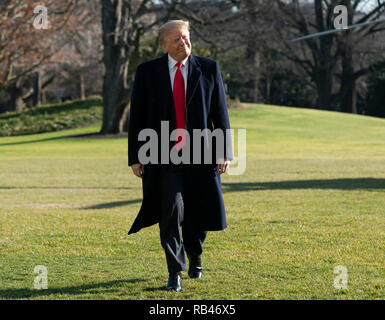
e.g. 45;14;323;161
100;0;180;134
275;0;385;113
336;0;385;113
276;0;339;109
0;0;95;111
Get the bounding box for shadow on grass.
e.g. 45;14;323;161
222;178;385;192
82;199;142;209
0;135;77;146
142;286;168;292
0;186;133;190
0;131;127;146
0;278;147;299
1;178;383;193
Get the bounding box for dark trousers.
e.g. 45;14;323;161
159;164;208;274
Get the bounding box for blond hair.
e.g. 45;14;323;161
158;20;190;46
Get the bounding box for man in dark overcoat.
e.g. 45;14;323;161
128;20;232;291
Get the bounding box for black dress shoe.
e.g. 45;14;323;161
187;254;203;279
166;272;182;291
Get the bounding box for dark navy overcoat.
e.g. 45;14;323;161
127;53;232;235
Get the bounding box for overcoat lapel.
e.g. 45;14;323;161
186;54;202;110
158;54;175;125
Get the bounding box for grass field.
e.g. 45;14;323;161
0;103;384;299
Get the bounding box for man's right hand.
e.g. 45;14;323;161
131;163;144;178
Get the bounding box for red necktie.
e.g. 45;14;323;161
173;62;186;150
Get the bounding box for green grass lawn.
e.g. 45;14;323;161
0;103;384;299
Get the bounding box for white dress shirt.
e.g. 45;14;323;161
168;54;189;95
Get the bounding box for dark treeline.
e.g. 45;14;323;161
191;0;385;118
0;0;384;134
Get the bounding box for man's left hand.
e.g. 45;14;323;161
217;158;230;175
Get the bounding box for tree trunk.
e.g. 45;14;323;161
340;79;357;113
245;43;260;102
101;0;133;134
79;71;86;99
340;47;357;113
9;81;26;112
315;68;333;109
32;71;41;106
41;90;46;104
338;2;357;113
266;74;272;104
243;0;260;103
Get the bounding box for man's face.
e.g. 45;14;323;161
162;28;191;62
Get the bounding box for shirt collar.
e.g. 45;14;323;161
168;54;189;70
